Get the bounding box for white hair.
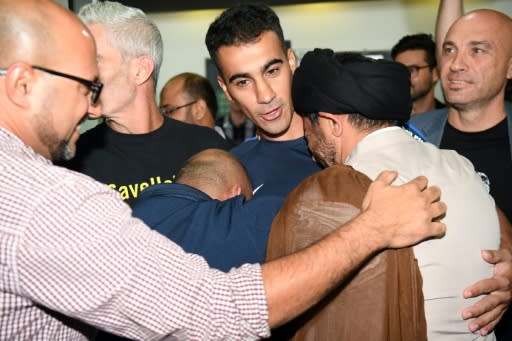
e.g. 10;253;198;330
78;1;163;89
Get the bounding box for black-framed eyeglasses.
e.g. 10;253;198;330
406;64;432;75
159;100;197;115
0;65;103;104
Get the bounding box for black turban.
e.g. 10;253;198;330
292;48;412;121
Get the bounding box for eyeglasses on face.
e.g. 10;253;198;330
0;65;103;104
159;100;197;115
407;64;432;75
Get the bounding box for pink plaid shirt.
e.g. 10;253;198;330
0;128;269;340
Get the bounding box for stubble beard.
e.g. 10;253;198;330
35;104;76;162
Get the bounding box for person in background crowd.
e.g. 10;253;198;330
159;72;227;139
391;33;445;115
217;99;258;145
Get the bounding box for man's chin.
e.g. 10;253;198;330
52;141;76;162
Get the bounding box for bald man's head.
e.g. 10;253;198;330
454;9;512;56
159;72;218;129
440;8;512;111
0;0;94;67
176;149;253;201
0;0;99;161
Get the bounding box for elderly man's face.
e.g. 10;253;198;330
87;23;136;119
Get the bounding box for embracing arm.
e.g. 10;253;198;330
262;171;446;327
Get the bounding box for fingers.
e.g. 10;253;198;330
462;292;507;319
406;174;429;192
430;199;447;221
463;277;508;299
482;248;512;265
406;177;446;222
462;294;508;335
362;171;398;210
466;249;512;300
373;170;398;186
361;172;447;249
430;220;447;239
466;306;505;336
462;250;512;335
422;183;442;204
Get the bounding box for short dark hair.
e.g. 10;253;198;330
205;3;287;71
391;33;437;68
181;72;218;118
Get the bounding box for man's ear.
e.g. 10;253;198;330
5;63;35;109
217;183;241;201
323;112;344;137
217;75;233;101
506;57;512;80
192;99;207;121
133;55;154;85
432;66;440;84
228;183;242;198
287;48;297;73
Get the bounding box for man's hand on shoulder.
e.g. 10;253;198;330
360;170;447;249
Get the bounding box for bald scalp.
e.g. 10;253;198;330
455;9;512;56
0;0;91;67
176;149;252;200
0;0;55;65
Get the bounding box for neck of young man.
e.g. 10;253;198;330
261;112;305;142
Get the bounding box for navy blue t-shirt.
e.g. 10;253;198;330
132;183;283;272
231;137;323;198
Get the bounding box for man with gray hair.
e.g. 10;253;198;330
62;1;229;206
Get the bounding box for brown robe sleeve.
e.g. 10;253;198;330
266;165;427;341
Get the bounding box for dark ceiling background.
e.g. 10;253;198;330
106;0;354;12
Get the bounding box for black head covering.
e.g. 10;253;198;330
292;48;412;121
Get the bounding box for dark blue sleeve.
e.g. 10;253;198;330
132;193;283;272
